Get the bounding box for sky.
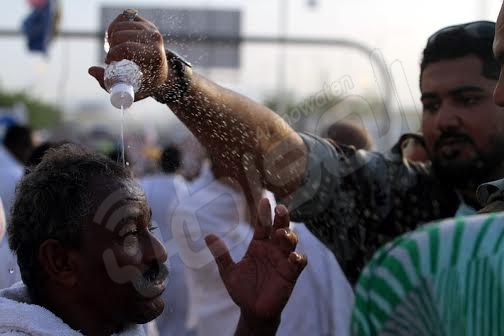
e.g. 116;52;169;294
0;0;502;129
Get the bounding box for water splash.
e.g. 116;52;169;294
121;106;126;166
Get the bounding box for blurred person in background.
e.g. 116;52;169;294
0;127;24;290
139;145;195;336
171;154;353;336
91;14;503;284
178;136;207;181
0;126;24;215
3;125;34;166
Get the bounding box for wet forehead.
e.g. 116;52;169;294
90;176;145;201
88;176;148;230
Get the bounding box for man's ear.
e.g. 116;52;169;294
38;239;79;288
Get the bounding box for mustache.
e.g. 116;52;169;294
132;262;170;291
434;131;474;150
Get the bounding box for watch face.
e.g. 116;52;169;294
169;50;192;68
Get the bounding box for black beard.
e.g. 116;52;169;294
431;136;504;189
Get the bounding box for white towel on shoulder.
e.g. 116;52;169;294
0;282;145;336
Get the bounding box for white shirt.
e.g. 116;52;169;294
172;163;354;336
0;145;23;290
139;173;193;336
0;145;22;218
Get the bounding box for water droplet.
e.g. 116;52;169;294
126;162;130;166
8;268;14;275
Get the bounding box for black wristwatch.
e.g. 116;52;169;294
152;49;193;104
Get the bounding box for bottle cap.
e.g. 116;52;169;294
109;83;134;109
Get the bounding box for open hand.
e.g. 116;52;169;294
205;198;307;323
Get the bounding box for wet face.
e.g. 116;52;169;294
75;176;168;326
421;55;504;187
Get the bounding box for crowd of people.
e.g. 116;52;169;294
2;3;504;335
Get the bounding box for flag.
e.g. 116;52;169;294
22;0;60;54
28;0;48;7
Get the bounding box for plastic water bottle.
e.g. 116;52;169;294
104;59;142;109
103;9;142;109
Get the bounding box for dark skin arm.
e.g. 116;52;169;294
89;14;309;333
204;198;307;336
88;13;308;202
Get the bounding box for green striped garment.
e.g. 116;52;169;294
352;212;504;335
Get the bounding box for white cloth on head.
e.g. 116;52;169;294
172;163;354;336
0;145;23;290
0;282;145;336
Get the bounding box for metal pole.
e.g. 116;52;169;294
3;29;393;122
277;0;288;116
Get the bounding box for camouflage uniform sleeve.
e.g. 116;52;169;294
282;132;455;284
285;132;419;226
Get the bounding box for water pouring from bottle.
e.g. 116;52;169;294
103;9;142;167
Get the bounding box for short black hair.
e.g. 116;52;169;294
8;144;132;301
160;146;181;174
420;23;498;82
25;141;68;170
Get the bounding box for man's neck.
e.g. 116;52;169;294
36;291;125;336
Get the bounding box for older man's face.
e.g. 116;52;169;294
74;176;168;325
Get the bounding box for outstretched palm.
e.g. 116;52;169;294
205;198;307;321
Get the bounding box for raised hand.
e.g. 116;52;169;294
88;10;169;101
205;197;307;333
